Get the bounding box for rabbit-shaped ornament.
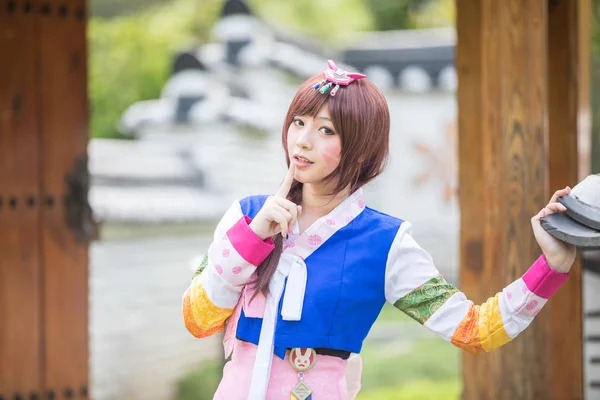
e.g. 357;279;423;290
288;348;317;400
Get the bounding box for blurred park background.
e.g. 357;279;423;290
85;0;599;399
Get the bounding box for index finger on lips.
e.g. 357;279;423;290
275;163;296;199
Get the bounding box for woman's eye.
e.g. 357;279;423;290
293;118;304;126
319;127;334;135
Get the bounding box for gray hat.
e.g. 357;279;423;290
541;174;600;249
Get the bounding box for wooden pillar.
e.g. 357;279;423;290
546;0;589;398
0;0;90;398
456;0;588;398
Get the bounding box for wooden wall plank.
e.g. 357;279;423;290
455;0;487;395
546;0;588;398
38;0;89;396
0;0;43;396
456;0;584;397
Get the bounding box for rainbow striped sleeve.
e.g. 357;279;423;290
182;201;274;338
385;223;569;354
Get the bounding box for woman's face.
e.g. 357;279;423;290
287;103;342;186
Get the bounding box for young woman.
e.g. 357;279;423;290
182;60;576;400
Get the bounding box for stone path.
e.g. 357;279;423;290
90;233;221;400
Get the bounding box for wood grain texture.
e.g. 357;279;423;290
457;0;585;398
455;0;488;396
0;1;43;396
546;0;588;398
38;0;89;395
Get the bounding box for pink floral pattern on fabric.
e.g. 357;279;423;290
208;224;261;287
526;300;538;311
308;235;323;246
281;188;366;262
503;278;548;320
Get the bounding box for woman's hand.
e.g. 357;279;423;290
249;164;302;240
531;187;577;273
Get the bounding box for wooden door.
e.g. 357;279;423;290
0;1;43;397
0;0;90;398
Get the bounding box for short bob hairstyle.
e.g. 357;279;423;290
282;73;391;200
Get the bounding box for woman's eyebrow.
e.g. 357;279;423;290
316;116;332;121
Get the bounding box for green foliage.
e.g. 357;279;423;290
411;0;454;29
248;0;454;43
88;0;221;138
364;0;418;31
360;337;460;391
358;379;460;400
175;359;223;400
362;0;453;31
248;0;375;44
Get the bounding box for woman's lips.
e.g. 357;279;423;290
293;155;313;168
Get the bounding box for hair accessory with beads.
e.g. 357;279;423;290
313;60;367;96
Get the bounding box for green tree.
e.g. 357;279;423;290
362;0;454;31
88;0;221;138
364;0;421;30
248;0;374;43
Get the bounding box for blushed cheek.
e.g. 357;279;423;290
322;144;341;169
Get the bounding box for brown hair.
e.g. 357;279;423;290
250;73;391;299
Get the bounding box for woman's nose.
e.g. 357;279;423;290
296;127;312;150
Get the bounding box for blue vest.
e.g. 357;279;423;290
236;195;403;359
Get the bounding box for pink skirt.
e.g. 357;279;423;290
214;339;351;400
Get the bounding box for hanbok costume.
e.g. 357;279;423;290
181;61;569;400
182;190;568;400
